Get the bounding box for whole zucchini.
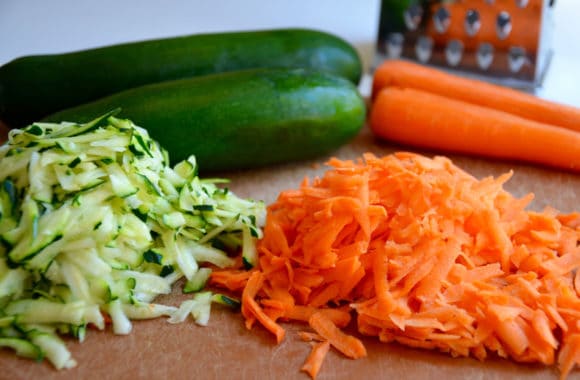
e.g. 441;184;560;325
0;28;362;127
44;68;366;172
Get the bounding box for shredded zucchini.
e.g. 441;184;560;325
0;111;265;369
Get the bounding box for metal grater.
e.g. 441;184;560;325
374;0;555;89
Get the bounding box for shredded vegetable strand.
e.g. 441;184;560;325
211;152;580;379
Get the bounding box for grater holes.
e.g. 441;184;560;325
433;6;451;34
415;36;434;63
477;43;494;70
386;33;404;59
375;0;549;87
446;40;464;66
465;9;481;36
404;4;423;31
515;0;529;8
496;11;512;40
508;46;528;72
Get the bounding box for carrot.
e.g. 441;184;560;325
209;269;253;292
298;331;325;342
301;340;330;380
308;312;367;359
371;59;580;133
559;334;580;380
285;305;352;328
369;87;580;172
212;152;580;379
241;271;285;343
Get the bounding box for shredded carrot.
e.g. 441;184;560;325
308;311;367;359
212;152;580;379
241;271;285;343
209;269;253;292
301;340;330;380
298;331;325;342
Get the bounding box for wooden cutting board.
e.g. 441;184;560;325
1;121;579;380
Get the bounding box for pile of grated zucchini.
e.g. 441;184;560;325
0;111;265;369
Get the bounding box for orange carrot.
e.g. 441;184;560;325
285;305;352;328
559;334;580;380
298;331;325;342
308;312;367;359
212;152;580;379
241;271;285;343
371;59;580;133
301;340;330;380
209;269;253;292
369;87;580;172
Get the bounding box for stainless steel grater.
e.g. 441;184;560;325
374;0;555;89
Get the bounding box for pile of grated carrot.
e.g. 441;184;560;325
210;152;580;379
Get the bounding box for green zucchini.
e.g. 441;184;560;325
0;28;362;127
44;68;366;172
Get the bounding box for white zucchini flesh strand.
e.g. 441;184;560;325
107;299;132;335
122;303;178;320
5;299;96;326
167;292;212;325
0;114;265;370
31;332;77;370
